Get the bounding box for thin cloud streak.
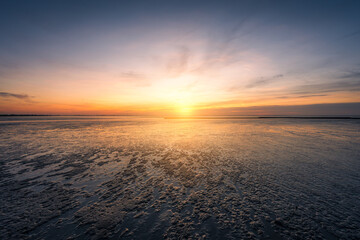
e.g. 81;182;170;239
0;92;31;100
339;70;360;79
342;29;360;39
291;79;360;95
245;74;284;88
276;94;328;99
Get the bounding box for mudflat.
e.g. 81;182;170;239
1;116;359;239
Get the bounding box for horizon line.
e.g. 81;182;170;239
1;114;360;120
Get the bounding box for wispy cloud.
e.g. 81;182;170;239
0;92;31;100
292;79;360;95
339;70;360;79
121;71;145;79
246;74;284;88
203;18;248;60
190;17;254;74
166;46;191;77
342;29;360;39
119;71;150;87
275;94;328;99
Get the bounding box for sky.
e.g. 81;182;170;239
1;0;360;116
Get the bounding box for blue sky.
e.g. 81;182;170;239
1;0;360;115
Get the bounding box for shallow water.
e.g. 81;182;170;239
0;116;359;239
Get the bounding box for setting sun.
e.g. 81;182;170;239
177;105;193;115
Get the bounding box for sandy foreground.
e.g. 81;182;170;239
0;117;359;239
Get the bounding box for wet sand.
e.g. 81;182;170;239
0;117;359;239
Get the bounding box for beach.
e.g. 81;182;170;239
0;116;359;239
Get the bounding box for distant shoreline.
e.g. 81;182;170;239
1;115;359;120
0;114;136;117
164;116;360;120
